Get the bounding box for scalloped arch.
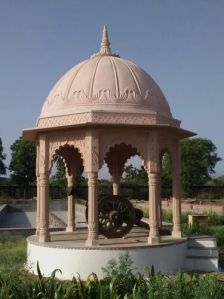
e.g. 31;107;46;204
48;138;85;172
100;133;147;168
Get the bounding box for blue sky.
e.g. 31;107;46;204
0;0;224;176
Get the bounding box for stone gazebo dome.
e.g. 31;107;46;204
23;26;195;249
37;26;178;129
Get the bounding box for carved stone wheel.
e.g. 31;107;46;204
98;195;135;238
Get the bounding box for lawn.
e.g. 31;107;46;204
0;236;26;273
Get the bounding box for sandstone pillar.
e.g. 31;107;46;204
85;130;99;246
38;173;50;242
86;171;98;245
148;172;161;244
172;173;182;238
36;175;40;235
38;135;50;243
172;142;182;238
66;174;75;232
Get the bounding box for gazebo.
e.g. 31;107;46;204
23;26;197;279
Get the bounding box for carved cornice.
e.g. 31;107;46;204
37;111;179;128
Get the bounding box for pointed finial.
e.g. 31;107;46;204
100;25;111;55
91;25;120;58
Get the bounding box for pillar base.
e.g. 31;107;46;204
172;231;182;238
148;236;160;244
66;226;75;232
38;231;50;243
86;239;98;246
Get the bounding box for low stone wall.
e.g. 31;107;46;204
50;212;66;228
0;227;65;237
0;204;8;225
162;200;224;213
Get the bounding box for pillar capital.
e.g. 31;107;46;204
148;172;161;184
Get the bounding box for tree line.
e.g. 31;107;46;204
0;137;223;196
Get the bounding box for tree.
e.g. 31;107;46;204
206;175;224;186
50;156;85;189
181;138;221;191
9;138;36;197
122;138;221;193
0;138;6;176
122;165;148;185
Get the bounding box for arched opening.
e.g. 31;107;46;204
96;143;147;238
48;144;84;232
160;150;173;229
104;143;139;196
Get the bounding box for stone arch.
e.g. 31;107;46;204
104;143;139;175
100;132;147;168
48;137;85;173
52;144;83;177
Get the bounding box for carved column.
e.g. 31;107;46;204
112;151;123;195
147;132;160;244
38;135;50;242
158;192;162;228
86;171;98;245
148;172;161;244
66;174;75;232
35;142;40;235
158;158;163;228
85;130;99;246
172;142;182;238
113;167;121;195
113;179;120;195
36;175;40;235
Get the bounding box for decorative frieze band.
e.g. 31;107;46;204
37;112;180;128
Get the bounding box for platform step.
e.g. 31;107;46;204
184;235;219;272
187;248;218;257
188;237;217;248
186;254;218;259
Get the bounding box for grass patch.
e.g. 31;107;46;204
0;252;224;298
0;236;26;273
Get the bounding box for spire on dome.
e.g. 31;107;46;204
100;25;111;55
91;25;120;58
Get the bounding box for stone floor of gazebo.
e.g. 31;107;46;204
28;226;185;248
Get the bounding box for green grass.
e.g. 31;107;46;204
0;236;26;273
1;236;224;298
0;252;224;298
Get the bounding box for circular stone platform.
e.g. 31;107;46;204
27;227;187;280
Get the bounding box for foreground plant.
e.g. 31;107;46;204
0;253;224;298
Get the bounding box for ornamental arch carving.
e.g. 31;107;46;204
99;131;148;168
48;133;86;172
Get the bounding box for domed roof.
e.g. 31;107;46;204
40;56;172;117
37;26;178;128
